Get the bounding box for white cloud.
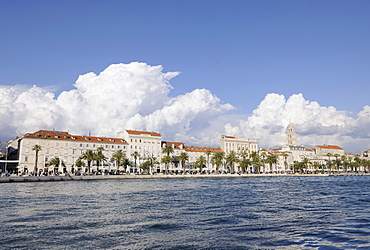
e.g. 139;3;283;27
1;63;369;152
225;93;370;152
0;62;233;145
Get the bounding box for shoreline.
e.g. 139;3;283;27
1;173;369;183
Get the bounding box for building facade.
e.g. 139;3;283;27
220;135;258;155
9;130;128;174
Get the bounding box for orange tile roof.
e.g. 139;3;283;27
224;135;235;139
185;146;223;153
316;145;344;150
163;141;185;150
24;130;128;144
126;130;161;137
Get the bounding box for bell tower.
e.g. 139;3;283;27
286;122;297;146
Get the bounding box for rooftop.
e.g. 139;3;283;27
23;130;128;144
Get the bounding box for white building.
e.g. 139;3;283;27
117;130;162;165
9;130;128;174
220;135;258;155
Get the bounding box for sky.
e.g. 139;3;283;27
1;0;370;153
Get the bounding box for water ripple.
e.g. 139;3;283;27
1;176;370;249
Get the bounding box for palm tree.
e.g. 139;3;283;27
131;151;140;173
239;158;252;173
205;149;212;171
260;152;267;173
282;153;289;171
49;157;65;174
74;157;86;172
111;149;125;172
225;151;239;173
178;152;189;174
122;158;131;173
162;144;174;156
265;154;278;173
146;155;159;174
95;147;106;172
80;149;96;174
195;155;206;173
301;157;311;173
250;151;261;173
212;152;224;174
326;153;333;172
162;145;174;173
161;155;172;174
32;145;42;176
340;155;347;172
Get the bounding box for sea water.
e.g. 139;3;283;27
1;176;370;249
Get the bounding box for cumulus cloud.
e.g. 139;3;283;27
0;62;234;145
224;93;370;152
1;62;369;152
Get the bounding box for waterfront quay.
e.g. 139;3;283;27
2;173;369;183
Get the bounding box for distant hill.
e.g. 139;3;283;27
0;141;8;154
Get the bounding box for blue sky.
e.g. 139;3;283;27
1;0;370;151
2;0;369;114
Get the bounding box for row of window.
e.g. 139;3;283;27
130;138;160;144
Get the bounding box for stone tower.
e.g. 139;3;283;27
286;122;297;146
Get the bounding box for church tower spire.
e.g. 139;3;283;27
286;122;297;146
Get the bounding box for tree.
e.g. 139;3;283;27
131;151;140;173
122;158;131;173
111;150;125;171
225;151;239;173
95;147;106;172
146;155;159;174
301;157;311;173
161;145;174;173
195;155;206;173
162;144;174;156
265;154;278;173
260;152;267;173
239;158;252;173
250;151;261;174
178;152;189;174
32;145;42;176
80;149;96;174
49;157;65;174
74;157;86;171
161;155;172;174
212;152;224;174
282;153;289;171
205;149;212;171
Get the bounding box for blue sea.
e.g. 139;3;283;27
1;176;370;249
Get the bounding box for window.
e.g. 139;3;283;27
80;144;83;147
112;145;114;149
65;143;68;147
56;142;59;146
25;156;28;162
64;149;68;154
93;144;96;148
25;147;29;153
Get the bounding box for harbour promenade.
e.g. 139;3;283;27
2;173;368;183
